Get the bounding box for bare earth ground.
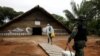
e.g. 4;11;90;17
0;35;100;56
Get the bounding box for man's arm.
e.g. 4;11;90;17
67;32;75;44
67;27;78;44
68;36;73;43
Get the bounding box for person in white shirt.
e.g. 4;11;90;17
46;24;54;44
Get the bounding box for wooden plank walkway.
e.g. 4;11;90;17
39;43;64;56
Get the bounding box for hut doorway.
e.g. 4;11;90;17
32;27;42;35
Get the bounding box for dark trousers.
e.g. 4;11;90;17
75;48;84;56
48;33;52;44
73;41;86;56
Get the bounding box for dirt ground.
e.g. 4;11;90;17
0;35;100;56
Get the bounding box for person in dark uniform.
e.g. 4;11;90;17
67;16;87;56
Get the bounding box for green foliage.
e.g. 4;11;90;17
52;14;71;29
86;0;100;35
52;14;66;23
64;10;76;22
63;0;100;36
52;0;100;36
0;6;24;26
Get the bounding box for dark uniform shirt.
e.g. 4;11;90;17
68;25;87;43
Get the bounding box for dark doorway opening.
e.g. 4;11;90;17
32;27;42;35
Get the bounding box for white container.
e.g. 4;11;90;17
62;50;75;56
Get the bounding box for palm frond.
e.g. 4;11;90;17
64;10;76;21
86;6;97;20
71;0;79;16
78;0;90;15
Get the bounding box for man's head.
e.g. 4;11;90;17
77;15;86;27
47;24;50;26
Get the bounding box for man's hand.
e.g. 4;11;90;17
66;43;69;46
65;43;70;50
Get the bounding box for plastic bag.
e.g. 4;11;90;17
51;32;55;38
62;50;75;56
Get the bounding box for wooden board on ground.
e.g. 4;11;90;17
39;43;64;56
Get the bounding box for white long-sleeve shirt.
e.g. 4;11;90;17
46;25;54;36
